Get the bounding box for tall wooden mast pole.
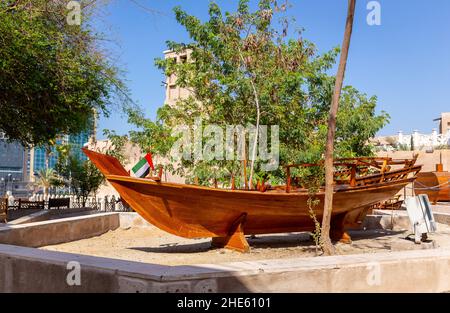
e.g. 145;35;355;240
321;0;356;255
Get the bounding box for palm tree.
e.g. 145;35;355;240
44;138;58;170
36;168;59;197
321;0;356;255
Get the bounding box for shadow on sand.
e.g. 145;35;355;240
127;229;406;254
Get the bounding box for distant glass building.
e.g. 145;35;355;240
32;138;64;176
0;133;25;181
30;112;96;179
68;131;90;163
0;133;30;197
32;130;91;178
1;116;94;196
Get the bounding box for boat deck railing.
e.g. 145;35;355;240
285;156;420;193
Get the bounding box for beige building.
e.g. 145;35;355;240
164;49;193;106
373;112;450;152
377;150;449;173
375;112;450;175
436;112;450;135
86;139;142;197
87;138;184;197
91;50;192;197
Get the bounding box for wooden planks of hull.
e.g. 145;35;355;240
83;148;420;252
106;174;412;236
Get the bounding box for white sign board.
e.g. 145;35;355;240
403;195;437;243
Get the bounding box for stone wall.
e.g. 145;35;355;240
119;212;153;229
377;149;450;172
1;244;450;292
0;213;119;247
1;212;450;292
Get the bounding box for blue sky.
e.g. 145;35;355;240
94;0;450;139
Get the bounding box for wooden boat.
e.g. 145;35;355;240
414;163;450;204
83;148;421;252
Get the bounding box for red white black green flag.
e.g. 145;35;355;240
131;153;155;178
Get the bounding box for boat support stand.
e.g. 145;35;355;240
211;213;250;253
331;213;352;244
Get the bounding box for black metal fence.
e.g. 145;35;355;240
70;196;133;212
102;197;133;212
6;195;133;212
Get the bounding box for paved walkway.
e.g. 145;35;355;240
432;203;450;214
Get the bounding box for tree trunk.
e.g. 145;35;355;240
321;0;356;255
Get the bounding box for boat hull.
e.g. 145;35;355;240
83;148;416;251
106;174;412;238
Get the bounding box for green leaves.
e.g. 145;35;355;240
335;86;390;157
124;0;389;187
35;168;62;195
55;145;104;203
0;0;128;147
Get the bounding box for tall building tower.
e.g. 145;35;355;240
163;50;193;106
68;130;90;162
439;112;450;135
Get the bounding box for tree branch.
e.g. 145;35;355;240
237;46;260;189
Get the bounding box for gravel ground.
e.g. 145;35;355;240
40;222;450;266
432;203;450;214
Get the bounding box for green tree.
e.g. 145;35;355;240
121;0;389;188
56;147;105;207
0;0;129;147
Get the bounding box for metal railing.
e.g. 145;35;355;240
5;195;133;212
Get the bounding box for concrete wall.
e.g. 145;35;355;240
7;210;50;225
435;213;450;225
377;150;450;172
0;213;119;247
1;212;450;292
119;212;153;229
363;213;411;231
1;243;450;292
7;208;104;226
366;209;450;231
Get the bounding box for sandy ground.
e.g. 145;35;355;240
40;222;450;266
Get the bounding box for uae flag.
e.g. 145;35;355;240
131;153;155;178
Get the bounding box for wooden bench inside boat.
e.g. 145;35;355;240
285;156;420;193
